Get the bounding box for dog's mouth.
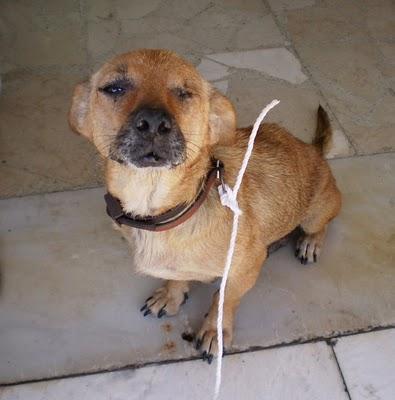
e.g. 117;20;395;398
110;135;186;169
137;151;167;167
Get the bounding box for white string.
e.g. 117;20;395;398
214;100;280;400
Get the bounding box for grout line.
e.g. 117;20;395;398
1;323;394;388
2;148;394;201
260;0;358;155
328;340;352;400
327;149;395;162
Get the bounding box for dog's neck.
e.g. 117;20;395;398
105;153;211;218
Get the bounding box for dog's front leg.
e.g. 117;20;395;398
140;280;190;318
195;249;267;363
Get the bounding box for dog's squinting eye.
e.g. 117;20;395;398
174;87;193;101
99;81;131;97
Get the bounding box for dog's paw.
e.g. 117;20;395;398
295;232;324;264
195;314;233;364
140;285;188;318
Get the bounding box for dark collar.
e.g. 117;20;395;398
104;160;224;232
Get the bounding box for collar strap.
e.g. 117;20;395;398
104;160;224;232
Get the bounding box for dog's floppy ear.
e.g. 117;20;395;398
208;88;236;145
68;81;92;140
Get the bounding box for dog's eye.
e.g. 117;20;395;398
99;81;131;97
174;87;192;101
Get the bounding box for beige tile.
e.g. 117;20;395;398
215;0;269;13
0;69;103;198
0;2;86;70
285;1;395;154
87;18;121;64
85;0;114;20
114;0;162;19
208;48;308;84
2;0;80;16
86;1;284;68
1;154;394;382
0;342;348;400
180;8;283;52
226;71;353;157
365;0;395;41
87;16;208;69
334;330;395;400
267;0;315;12
125;0;211;20
231;14;285;49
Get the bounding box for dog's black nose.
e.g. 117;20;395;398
133;108;172;136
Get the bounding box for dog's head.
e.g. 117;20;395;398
69;49;236;169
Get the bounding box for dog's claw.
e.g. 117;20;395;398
181;292;189;305
145;296;153;303
158;307;167;318
140;304;148;312
195;339;202;350
201;351;214;364
143;309;152;317
313;253;317;263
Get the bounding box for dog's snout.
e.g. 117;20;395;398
133;108;172;136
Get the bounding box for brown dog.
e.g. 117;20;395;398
69;49;341;363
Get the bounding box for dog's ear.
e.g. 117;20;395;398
68;81;92;140
208;88;236;145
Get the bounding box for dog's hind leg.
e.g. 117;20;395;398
140;280;190;318
296;175;341;264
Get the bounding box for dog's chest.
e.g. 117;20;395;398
120;221;222;282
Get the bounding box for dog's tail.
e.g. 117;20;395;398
313;105;333;156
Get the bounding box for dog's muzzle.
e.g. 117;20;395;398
110;107;186;168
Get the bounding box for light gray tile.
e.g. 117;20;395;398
226;71;353;158
208;49;308;84
0;342;348;400
1;154;394;383
211;79;229;94
334;330;395;400
197;59;229;81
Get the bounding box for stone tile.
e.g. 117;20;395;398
208;48;308;84
114;0;162;19
0;342;348;400
0;1;86;70
0;69;102;198
85;0;114;20
334;329;395;400
212;80;229;94
87;18;209;70
267;0;315;12
215;0;269;14
285;0;395;154
1;154;394;382
0;188;198;384
197;59;229;81
166;5;283;53
2;0;80;16
86;1;284;67
226;70;353;157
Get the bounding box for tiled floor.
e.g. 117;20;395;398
0;0;394;398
